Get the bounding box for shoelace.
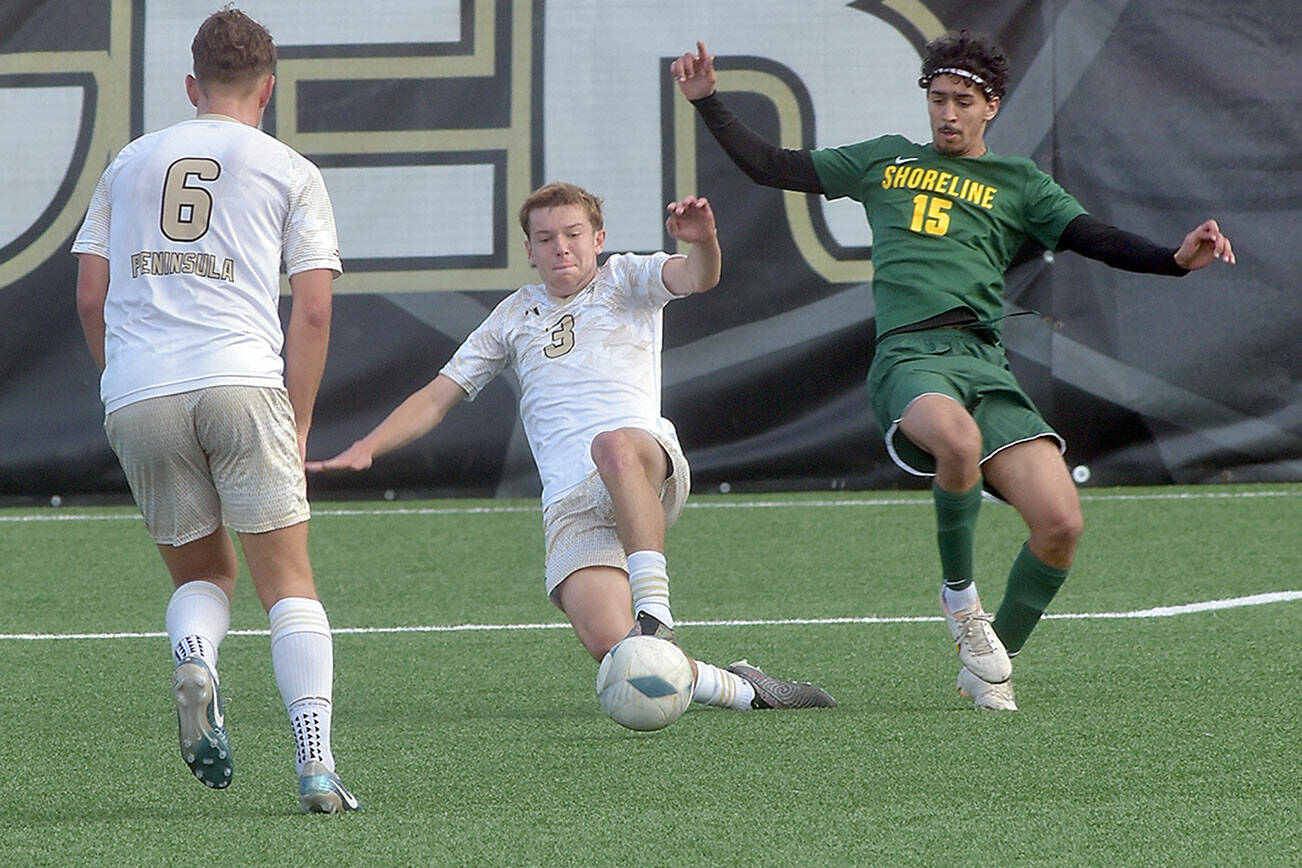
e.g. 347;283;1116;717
959;613;999;656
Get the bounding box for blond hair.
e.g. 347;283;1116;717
518;182;604;235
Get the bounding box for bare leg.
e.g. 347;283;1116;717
157;526;239;600
982;438;1083;568
590;428;668;553
557;566;698;680
899;393;1010;682
981;437;1082;655
237;521;318;611
556;566;636;661
898;393;982;493
591;428;677;626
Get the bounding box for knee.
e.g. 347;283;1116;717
590;430;646;479
1033;506;1084;556
928;423;983;471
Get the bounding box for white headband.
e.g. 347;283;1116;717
921;67;995;98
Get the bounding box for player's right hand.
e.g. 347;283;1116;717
671;41;716;100
305;442;374;473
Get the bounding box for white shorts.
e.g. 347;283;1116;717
105;385;310;546
542;429;689;604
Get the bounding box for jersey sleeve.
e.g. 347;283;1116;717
438;301;510;401
608;251;679;307
1022;168;1088;250
284;150;343;277
809;138;890;201
70;168;114;259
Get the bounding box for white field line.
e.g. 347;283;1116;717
0;487;1296;523
3;590;1298;642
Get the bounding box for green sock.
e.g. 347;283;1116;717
993;543;1070;655
933;481;982;589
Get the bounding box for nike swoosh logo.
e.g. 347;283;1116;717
894;156;919;164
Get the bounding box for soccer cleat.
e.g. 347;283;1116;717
172;657;232;789
957;665;1018;711
298;760;361;814
624;611;677;645
726;660;837;709
940;589;1012;684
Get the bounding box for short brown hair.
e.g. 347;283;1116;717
191;6;276;88
518;182;603;236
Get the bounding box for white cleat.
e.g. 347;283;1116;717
940;589;1012;684
957;666;1017;711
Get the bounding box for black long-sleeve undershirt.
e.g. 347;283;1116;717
688;92;1188;276
1057;214;1187;275
689;93;824;192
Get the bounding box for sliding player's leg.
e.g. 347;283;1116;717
591;428;676;632
554;569;765;713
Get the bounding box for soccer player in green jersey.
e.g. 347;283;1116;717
671;32;1234;710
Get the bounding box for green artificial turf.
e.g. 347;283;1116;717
0;485;1298;865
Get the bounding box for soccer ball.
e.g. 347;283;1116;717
596;635;695;731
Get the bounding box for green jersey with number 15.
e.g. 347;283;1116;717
811;134;1086;340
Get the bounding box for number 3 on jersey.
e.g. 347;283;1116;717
161;157;221;242
544;314;575;358
909;194;952;236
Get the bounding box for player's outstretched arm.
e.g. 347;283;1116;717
669;41;824;194
1174;219;1235;270
662;195;721;295
306;374;467;472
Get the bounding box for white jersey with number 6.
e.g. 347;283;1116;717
440;251;685;508
72;113;341;414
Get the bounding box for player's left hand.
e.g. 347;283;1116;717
1174;219;1235;269
665;195;716;244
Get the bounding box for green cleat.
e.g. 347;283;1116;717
298;760;360;813
172;657;232;789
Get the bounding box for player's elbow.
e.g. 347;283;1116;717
75;292;102;325
292;295;333;331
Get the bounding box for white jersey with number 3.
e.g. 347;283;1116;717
72;114;341;414
440;251;685;508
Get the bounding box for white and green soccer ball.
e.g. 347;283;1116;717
596;635;694;731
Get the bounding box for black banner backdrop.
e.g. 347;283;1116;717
0;0;1297;505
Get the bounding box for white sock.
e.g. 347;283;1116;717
942;581;980;613
691;660;755;710
269;597;336;774
165;581;230;682
627;550;673;628
288;698;333;775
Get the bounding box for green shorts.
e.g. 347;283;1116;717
868;328;1064;478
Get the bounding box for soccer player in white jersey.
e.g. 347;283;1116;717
309;182;835;713
72;8;357;813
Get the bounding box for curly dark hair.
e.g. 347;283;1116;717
918;30;1009;100
191;6;276;87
